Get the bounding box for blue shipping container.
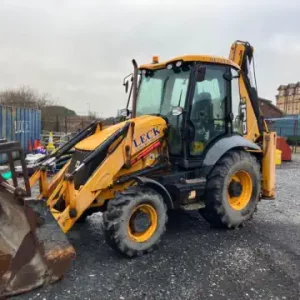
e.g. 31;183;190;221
0;105;41;164
266;116;300;139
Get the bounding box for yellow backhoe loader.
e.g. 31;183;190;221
0;40;276;298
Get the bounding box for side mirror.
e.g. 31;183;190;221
120;108;130;117
123;80;129;93
122;73;133;93
171;106;183;116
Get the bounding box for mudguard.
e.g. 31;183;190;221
202;135;261;174
134;176;174;209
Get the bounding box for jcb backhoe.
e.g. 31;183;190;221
0;40;276;298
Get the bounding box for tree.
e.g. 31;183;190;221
41;105;77;117
0;85;55;109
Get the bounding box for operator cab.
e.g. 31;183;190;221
131;55;246;169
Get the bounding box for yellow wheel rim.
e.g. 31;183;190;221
228;170;253;211
128;204;158;243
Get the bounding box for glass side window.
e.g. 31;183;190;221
189;65;227;156
136;78;163;115
136;67;191;155
231;68;243;134
136;69;190;117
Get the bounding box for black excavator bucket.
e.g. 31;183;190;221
0;141;75;299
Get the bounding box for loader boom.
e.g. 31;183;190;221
47;117;168;233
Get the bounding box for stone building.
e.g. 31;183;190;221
276;82;300;115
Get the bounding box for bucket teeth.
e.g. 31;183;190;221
0;187;75;298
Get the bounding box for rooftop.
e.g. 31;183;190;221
278;82;300;90
139;55;240;70
259;97;284;114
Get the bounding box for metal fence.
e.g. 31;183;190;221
42;115;98;133
41;115;119;133
40;115;120;148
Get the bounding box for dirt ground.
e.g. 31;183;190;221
14;156;300;300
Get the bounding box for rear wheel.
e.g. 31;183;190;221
200;150;260;229
103;186;167;257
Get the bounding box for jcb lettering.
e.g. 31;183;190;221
240;103;247;135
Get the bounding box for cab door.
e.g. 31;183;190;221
188;64;228;157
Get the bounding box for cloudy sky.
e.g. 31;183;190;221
0;0;299;117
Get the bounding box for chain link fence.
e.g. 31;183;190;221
42;115;99;133
40;115;120;147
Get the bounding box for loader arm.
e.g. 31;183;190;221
46;122;155;230
46;115;168;233
29;118;115;199
52;122;133;232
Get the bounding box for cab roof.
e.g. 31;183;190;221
139;55;240;70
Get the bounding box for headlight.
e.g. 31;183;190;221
167;63;173;70
175;61;182;67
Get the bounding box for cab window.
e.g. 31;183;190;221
189;65;227;156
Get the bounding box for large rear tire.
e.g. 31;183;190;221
103;186;168;257
200;150;260;229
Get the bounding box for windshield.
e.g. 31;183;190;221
136;67;191;117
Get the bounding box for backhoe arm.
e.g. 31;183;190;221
229;40;276;199
229;40;266;134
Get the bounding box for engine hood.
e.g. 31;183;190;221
75;115;167;151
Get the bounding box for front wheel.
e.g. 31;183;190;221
103;187;168;257
200;150;261;229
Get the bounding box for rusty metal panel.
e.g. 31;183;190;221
0;105;41;164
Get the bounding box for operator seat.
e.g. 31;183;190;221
191;92;213;122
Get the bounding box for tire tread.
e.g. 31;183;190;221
200;150;260;229
103;186;167;257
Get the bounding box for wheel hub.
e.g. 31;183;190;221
128;204;158;243
228;180;243;198
130;210;151;233
227;170;253;211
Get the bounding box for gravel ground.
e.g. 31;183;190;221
14;157;300;300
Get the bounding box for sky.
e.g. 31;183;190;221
0;0;299;117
